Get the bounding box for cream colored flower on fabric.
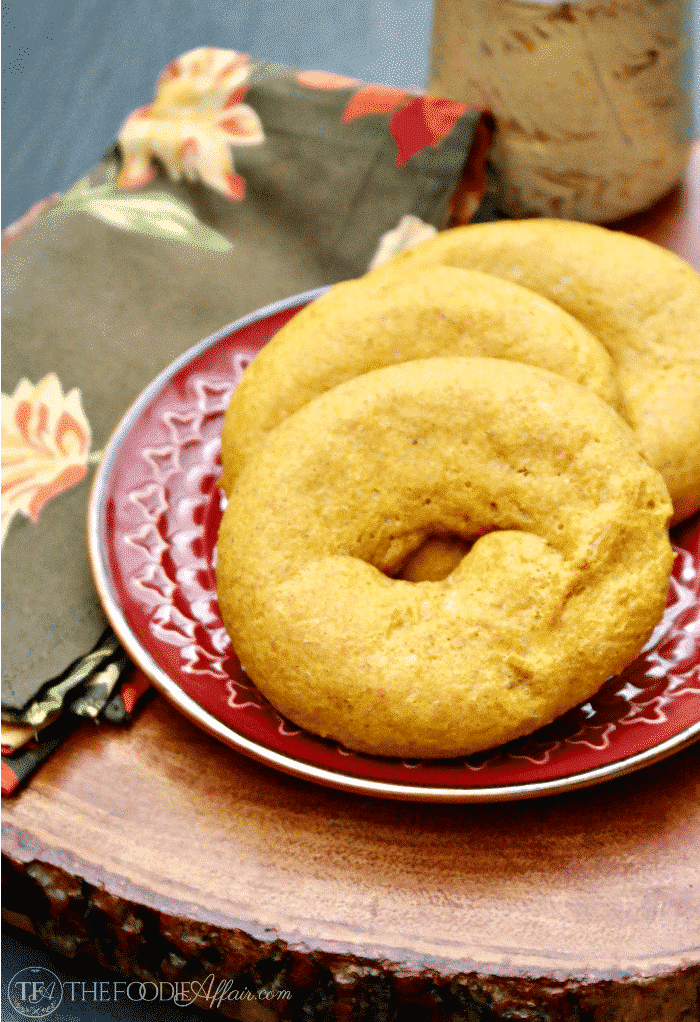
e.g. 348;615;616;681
118;48;265;200
1;375;93;544
367;214;438;270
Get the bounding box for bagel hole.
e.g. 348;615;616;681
395;533;473;582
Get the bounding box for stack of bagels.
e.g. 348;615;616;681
216;220;699;760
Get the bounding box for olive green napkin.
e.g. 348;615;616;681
1;48;497;745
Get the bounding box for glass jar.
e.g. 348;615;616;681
429;0;692;222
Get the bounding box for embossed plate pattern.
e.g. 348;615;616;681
88;289;700;801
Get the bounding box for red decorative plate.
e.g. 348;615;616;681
88;289;700;801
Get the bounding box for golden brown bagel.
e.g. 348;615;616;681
219;266;621;495
216;357;674;759
367;219;700;524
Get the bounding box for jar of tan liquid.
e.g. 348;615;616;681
429;0;692;221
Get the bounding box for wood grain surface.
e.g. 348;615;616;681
3;143;700;1022
3;694;700;1020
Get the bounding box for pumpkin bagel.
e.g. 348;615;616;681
368;219;700;524
218;266;620;495
216;357;673;759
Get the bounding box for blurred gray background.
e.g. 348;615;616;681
2;0;699;228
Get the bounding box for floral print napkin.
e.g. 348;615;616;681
1;47;497;791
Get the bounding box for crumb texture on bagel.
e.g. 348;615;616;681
367;219;700;524
218;266;620;495
216;357;674;760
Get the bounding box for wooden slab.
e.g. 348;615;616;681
3;142;700;1021
3;693;700;1020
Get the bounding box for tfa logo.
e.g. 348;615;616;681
7;968;63;1018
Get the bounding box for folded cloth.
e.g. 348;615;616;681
100;668;153;725
1;668;153;795
1;48;497;781
2;630;124;727
1;715;84;797
0;670;153;797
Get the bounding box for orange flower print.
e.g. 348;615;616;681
1;375;94;544
388;96;468;164
295;71;472;166
341;84;407;122
117;47;264;201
